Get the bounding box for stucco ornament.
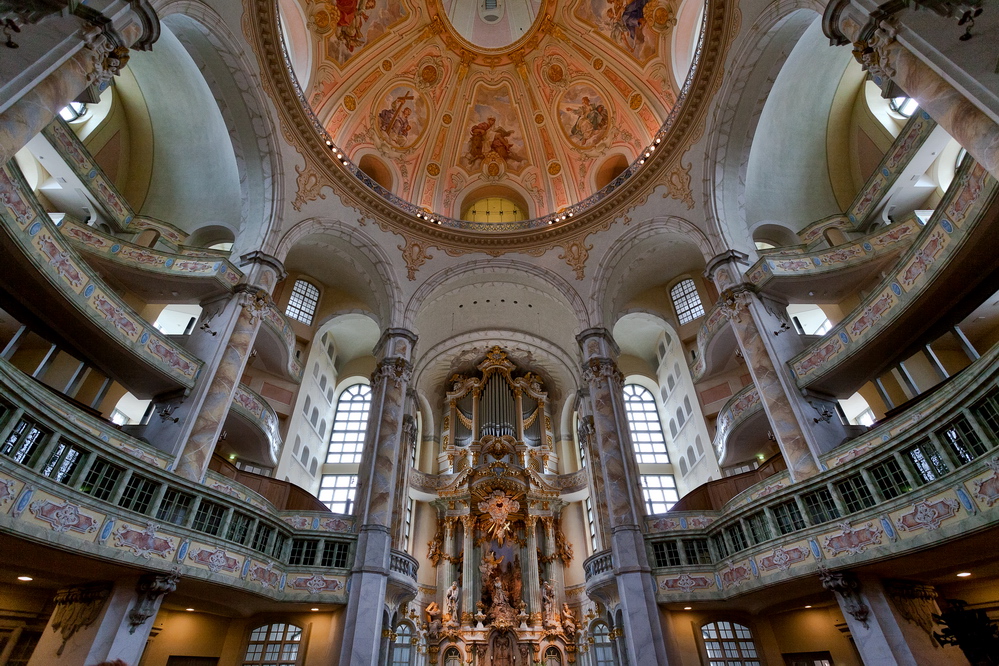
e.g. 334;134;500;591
853;19;898;84
718;286;755;322
478;490;520;545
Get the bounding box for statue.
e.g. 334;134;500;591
444;581;460;625
491;632;514;666
425;601;442;638
493;576;507;605
480;548;505;586
562;603;577;637
542;580;560;630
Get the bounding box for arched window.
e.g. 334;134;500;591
686;445;695;463
327;384;372;464
319;375;327;391
623;384;670;464
286;279;320;325
671;278;705;325
694;435;704;457
701;621;761;666
544;646;562;666
889;95;918;118
676;407;685;428
592;623;616;665
389;623;413;666
444;648;463;666
243;623;302;666
683;396;692;415
679;457;688;476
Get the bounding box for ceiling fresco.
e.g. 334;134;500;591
288;0;702;223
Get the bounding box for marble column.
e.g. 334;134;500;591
524;516;542;621
577;413;611;550
339;328;417;666
27;572;177;666
174;288;267;482
576;328;671;666
705;252;860;481
820;570;966;666
441;516;458;592
460;513;476;627
0;2;157;166
824;0;999;181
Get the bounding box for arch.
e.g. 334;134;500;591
403;258;589;331
356;152;396;191
186;224;235;249
154;1;284;254
272;217;402;327
448;173;538;220
460;185;531;222
589;216;716;326
702;1;833;251
678;456;688;475
592;152;631;191
750;221;801;249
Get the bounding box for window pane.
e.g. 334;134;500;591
285;279;320;325
623;384;670;464
319;475;358;514
327;384;371;464
671;279;705;325
640;475;678;514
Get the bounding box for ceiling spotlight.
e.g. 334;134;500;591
655;138;661;144
325;140;332;146
683;606;692;610
311;607;320;611
639;159;645;165
185;608;195;612
568;212;573;217
336;153;343;159
548;220;554;225
649;145;655;152
957;572;972;577
16;576;32;582
805;605;812;609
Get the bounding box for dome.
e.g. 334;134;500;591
276;0;710;233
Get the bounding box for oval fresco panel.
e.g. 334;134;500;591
558;84;611;149
375;85;429;150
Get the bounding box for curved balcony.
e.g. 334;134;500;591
224;384;283;466
690;299;739;382
796;214;853;248
58;217;242;302
744;216;920;303
386;548;420;608
647;341;999;602
712;384;767;466
789;159;999;396
583;549;617;606
0;162;201;395
0;358;354;602
256;304;304;382
38;119;189;247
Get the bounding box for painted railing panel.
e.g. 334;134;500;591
0;162;202;386
231;384;284;464
641;343;999;601
745;216;921;288
846;111;938;228
711;384;762;463
0;360;354;602
40;120;188;247
797;214;853;247
59;217;242;287
790;160;997;385
259;304;304;381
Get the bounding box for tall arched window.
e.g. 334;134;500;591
243;623;302;666
327;384;372;464
623;384;670;464
701;621;761;666
671;278;705;325
389;623;413;666
286;279;320;325
591;623;616;665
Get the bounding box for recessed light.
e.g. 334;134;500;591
805;605;812;609
185;608;195;612
683;606;692;610
16;576;32;582
311;608;319;611
957;572;972;577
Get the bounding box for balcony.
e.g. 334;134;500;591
224;384;283;466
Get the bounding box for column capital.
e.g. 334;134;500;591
239;251;287;292
127;571;180;634
717;285;757;323
371;357;414;390
704;250;750;289
581;357;624;387
576;327;620;360
374;327;418;361
819;568;870;628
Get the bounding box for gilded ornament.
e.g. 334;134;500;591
548;63;564;82
382;59;392;71
427;163;441;176
420;64;438;85
629;93;643;110
535;113;545;124
593;57;603;70
442;113;452;125
547;162;562;176
343;95;356;111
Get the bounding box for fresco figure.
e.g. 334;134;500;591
335;0;377;53
467;117;496;166
566;96;609;146
378;92;415;146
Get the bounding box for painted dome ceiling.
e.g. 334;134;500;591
279;0;705;226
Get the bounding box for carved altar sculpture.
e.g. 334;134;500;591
422;349;575;659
